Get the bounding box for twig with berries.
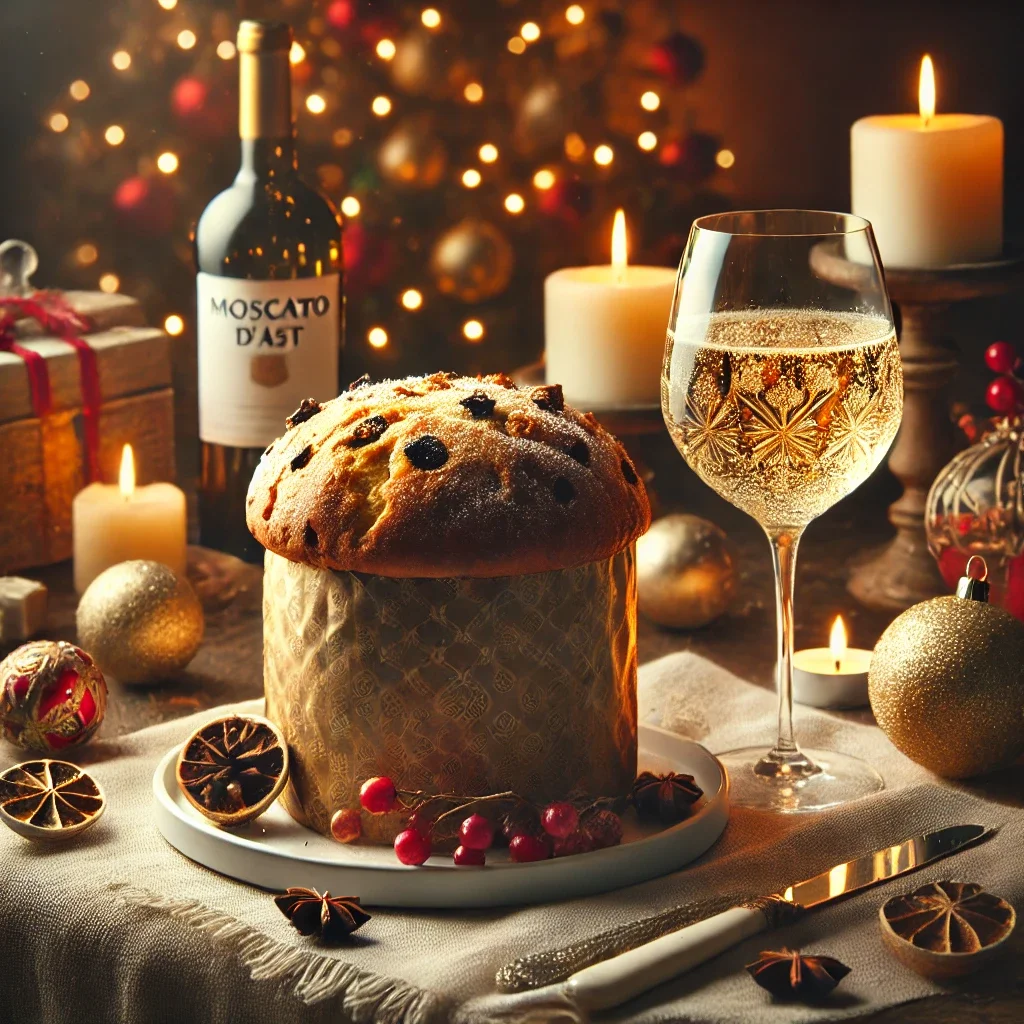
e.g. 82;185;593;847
330;771;704;868
958;341;1024;443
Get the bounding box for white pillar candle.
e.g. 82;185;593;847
851;55;1003;269
792;616;872;709
545;210;675;407
72;444;187;593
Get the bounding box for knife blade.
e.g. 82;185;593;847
563;823;994;1012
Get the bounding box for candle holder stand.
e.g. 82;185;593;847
811;242;1024;612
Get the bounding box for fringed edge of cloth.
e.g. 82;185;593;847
109;883;444;1024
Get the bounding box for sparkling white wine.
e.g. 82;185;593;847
195;20;343;562
663;310;902;532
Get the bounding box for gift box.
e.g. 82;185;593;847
0;291;174;572
263;547;639;842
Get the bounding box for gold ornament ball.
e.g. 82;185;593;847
76;560;205;685
515;80;573;152
869;596;1024;778
390;30;449;97
378;117;447;189
429;219;514;303
636;514;736;629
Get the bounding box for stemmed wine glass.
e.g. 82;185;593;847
662;210;903;813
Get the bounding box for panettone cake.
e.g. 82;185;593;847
248;372;650;841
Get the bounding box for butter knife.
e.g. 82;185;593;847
563;823;993;1013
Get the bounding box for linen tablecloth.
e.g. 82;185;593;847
1;651;1022;1024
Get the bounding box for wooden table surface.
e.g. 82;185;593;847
17;430;1024;1023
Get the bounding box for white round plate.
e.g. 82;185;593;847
152;724;728;908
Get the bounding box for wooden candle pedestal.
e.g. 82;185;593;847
812;243;1024;611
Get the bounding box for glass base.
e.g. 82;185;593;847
717;746;884;814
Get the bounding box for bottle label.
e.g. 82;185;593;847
197;272;340;447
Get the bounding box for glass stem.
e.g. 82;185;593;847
768;528;804;762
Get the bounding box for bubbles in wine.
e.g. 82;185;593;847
663;309;902;531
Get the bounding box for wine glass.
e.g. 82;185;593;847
662;210;903;813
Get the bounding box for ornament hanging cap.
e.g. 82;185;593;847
956;555;990;603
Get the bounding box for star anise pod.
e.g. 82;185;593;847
630;771;703;823
176;715;289;827
882;881;1015;952
274;887;371;943
746;949;851;1001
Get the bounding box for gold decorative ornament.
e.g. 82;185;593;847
636;514;735;629
76;560;204;685
869;556;1024;778
177;714;289;827
429;218;514;302
0;759;105;841
378;116;447;188
880;881;1016;979
0;640;107;751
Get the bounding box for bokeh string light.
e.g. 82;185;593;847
31;1;730;372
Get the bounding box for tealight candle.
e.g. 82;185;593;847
544;209;675;407
851;55;1003;268
792;616;871;709
72;444;187;593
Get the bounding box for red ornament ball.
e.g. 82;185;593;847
394;828;432;865
359;775;397;814
649;32;706;85
986;376;1019;414
453;845;486;866
113;176;176;236
509;832;553;863
326;0;355;30
170;75;232;137
985;341;1018;375
541;802;579;839
660;132;721;183
458;813;494;851
0;641;107;751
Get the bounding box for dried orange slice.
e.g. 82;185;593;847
0;759;105;841
176;714;289;827
880;880;1016;979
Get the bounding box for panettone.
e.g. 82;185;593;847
246;371;650;577
250;372;650;843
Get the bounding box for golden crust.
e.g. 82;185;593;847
246;372;651;577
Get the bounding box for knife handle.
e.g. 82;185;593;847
564;905;767;1012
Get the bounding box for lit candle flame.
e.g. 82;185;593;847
611;208;628;282
118;443;135;499
918;54;936;126
829;615;847;673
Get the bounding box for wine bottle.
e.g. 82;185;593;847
195;19;343;563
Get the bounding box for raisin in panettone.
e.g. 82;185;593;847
248;372;651;842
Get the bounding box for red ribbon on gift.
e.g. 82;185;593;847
0;292;102;482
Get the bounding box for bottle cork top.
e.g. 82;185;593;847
237;20;292;54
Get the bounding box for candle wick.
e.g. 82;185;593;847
835;658;841;673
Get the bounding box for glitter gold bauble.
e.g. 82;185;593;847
0;640;107;751
76;560;204;685
869;595;1024;778
429;219;514;303
636;514;735;629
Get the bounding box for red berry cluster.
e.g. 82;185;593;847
984;341;1023;415
352;776;624;868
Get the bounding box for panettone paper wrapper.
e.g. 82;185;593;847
263;548;638;841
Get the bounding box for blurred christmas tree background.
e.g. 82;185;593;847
11;0;732;390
